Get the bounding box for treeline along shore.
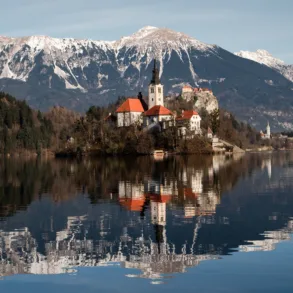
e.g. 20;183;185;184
0;92;277;157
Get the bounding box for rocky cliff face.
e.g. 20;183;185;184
1;27;293;130
182;90;219;114
194;91;219;114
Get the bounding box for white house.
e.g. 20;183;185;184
143;105;174;130
116;98;144;127
176;110;201;137
207;127;213;139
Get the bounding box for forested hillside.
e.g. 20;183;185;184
0;92;265;156
0;92;53;154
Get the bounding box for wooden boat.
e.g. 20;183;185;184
153;150;165;160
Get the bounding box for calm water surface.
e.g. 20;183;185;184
0;152;293;292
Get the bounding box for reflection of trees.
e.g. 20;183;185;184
1;152;293;280
0;159;54;218
1;152;293;220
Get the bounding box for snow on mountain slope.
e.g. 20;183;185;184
115;26;214;52
235;49;293;82
0;27;216;89
114;26;217;81
1;27;293;131
235;49;285;67
0;35;115;90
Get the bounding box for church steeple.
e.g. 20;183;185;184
148;59;164;108
266;121;271;138
150;59;160;85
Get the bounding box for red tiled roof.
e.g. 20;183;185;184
119;198;145;211
201;88;212;92
116;98;144;113
146;193;172;203
176;110;199;121
184;188;198;198
144;105;173;116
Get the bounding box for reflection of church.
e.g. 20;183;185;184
1;153;291;283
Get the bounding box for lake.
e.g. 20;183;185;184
0;152;293;293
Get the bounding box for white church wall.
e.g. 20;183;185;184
117;112;142;127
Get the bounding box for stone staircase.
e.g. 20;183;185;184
212;137;245;153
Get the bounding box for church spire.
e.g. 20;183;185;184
150;59;160;85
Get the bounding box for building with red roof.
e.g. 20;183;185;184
118;181;145;211
176;110;201;136
114;60;203;136
143;105;175;130
116;98;144;127
196;87;213;94
144;105;173;116
207;127;213;139
182;85;194;94
119;197;145;212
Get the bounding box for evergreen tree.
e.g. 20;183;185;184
210;109;220;135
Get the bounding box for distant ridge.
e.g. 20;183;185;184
0;26;293;131
235;49;293;82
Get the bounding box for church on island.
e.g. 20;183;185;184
115;60;201;136
260;122;271;140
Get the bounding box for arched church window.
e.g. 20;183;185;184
158;87;161;93
151;87;154;93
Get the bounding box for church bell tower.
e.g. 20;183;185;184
148;59;164;108
266;121;271;138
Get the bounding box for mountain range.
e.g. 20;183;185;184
235;49;293;83
1;26;293;131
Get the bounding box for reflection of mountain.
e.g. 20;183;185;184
239;221;293;252
0;220;217;281
0;216;292;281
1;152;293;282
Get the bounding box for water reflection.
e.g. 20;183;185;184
0;152;293;283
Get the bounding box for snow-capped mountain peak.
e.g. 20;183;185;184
112;26;215;77
131;26;159;38
235;49;293;83
114;26;214;53
1;26;293;132
235;49;285;67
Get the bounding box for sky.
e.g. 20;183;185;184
1;0;293;63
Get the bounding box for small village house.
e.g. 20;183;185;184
143;105;175;130
116;98;144;127
176;110;201;137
